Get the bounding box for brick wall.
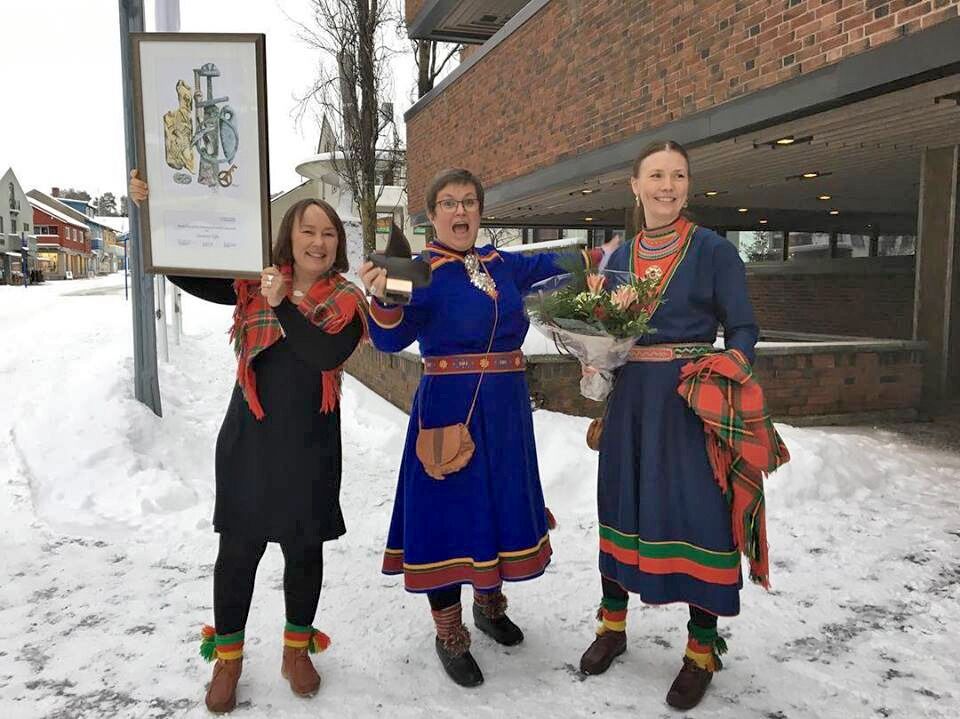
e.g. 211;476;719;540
406;0;960;214
756;346;923;417
346;340;924;422
747;260;916;338
406;0;426;25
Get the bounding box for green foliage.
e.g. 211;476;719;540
529;253;662;339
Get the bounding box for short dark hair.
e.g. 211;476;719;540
273;199;348;272
425;168;484;216
631;140;693;230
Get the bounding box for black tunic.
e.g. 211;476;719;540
169;276;363;542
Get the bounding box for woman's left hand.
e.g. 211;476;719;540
260;266;287;307
601;233;622;256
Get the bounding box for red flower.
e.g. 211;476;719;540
593;305;608;320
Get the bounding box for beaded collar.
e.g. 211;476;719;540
637;217;688;260
426;242;498;299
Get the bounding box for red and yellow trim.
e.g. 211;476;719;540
423;350;525;375
199;625;244;662
599;524;740;586
369;298;404;329
284;622;331;653
685;637;717;671
425;243;502;270
383;534;552;592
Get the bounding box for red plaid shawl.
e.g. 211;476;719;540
230;266;368;420
677;349;790;588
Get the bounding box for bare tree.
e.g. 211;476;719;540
294;0;399;255
412;38;461;99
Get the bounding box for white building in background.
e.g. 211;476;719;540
270;117;414;266
1;168;36;284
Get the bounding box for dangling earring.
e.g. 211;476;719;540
635;195;640;207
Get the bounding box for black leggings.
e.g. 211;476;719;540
602;576;717;629
427;585;501;611
213;533;325;635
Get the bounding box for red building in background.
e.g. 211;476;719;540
28;190;91;279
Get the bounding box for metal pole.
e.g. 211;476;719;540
156;275;170;362
156;0;183;349
119;0;162;416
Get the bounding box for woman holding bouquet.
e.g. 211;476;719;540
359;168;619;688
578;141;787;710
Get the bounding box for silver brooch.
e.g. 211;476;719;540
464;252;497;297
644;265;664;281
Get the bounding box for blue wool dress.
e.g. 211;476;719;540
369;244;571;593
598;222;759;617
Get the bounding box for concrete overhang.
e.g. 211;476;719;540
408;0;530;44
411;16;960;234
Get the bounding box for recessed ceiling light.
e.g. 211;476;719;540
817;194;832;201
759;219;768;224
829;209;840;215
775;136;795;145
581;189;594;195
484;216;496;220
705;190;719;197
738;207;749;213
584;217;593;222
802;171;820;179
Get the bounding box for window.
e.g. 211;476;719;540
733;230;785;263
23;222;29;233
0;217;4;233
787;232;831;261
878;235;916;256
836;234;870;258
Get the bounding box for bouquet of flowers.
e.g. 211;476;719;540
526;256;662;401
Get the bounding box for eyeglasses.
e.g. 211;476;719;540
437;198;480;213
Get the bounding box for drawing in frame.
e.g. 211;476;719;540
131;33;270;278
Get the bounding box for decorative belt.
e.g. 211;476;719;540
423;350;525;375
627;343;715;362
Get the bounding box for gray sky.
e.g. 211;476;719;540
0;0;415;203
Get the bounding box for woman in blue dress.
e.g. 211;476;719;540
359;168;618;687
577;141;760;711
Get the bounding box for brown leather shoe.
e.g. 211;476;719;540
281;645;321;697
665;657;714;710
579;630;626;675
205;658;242;714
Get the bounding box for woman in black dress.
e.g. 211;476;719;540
129;172;367;713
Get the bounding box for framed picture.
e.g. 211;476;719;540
131;33;270;278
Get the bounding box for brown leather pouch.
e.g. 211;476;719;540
416;423;476;480
586;417;604;451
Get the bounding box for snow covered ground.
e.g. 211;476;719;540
1;275;958;718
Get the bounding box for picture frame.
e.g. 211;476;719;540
131;33;270;278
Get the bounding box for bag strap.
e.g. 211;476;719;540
419;256;499;430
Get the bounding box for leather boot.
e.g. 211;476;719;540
432;603;484;687
205;658;242;714
665;657;714;710
472;592;523;646
579;630;626;675
281;645;322;697
435;635;484;688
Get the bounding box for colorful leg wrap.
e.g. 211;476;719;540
596;595;628;635
684;620;727;672
432;602;470;657
199;625;244;662
473;589;508;620
283;622;331;654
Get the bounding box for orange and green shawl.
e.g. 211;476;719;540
677;349;789;588
230;266;369;420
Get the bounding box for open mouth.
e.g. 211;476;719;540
305;249;329;263
452;221;471;235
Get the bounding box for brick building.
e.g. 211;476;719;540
401;0;960;407
28;190;91;280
